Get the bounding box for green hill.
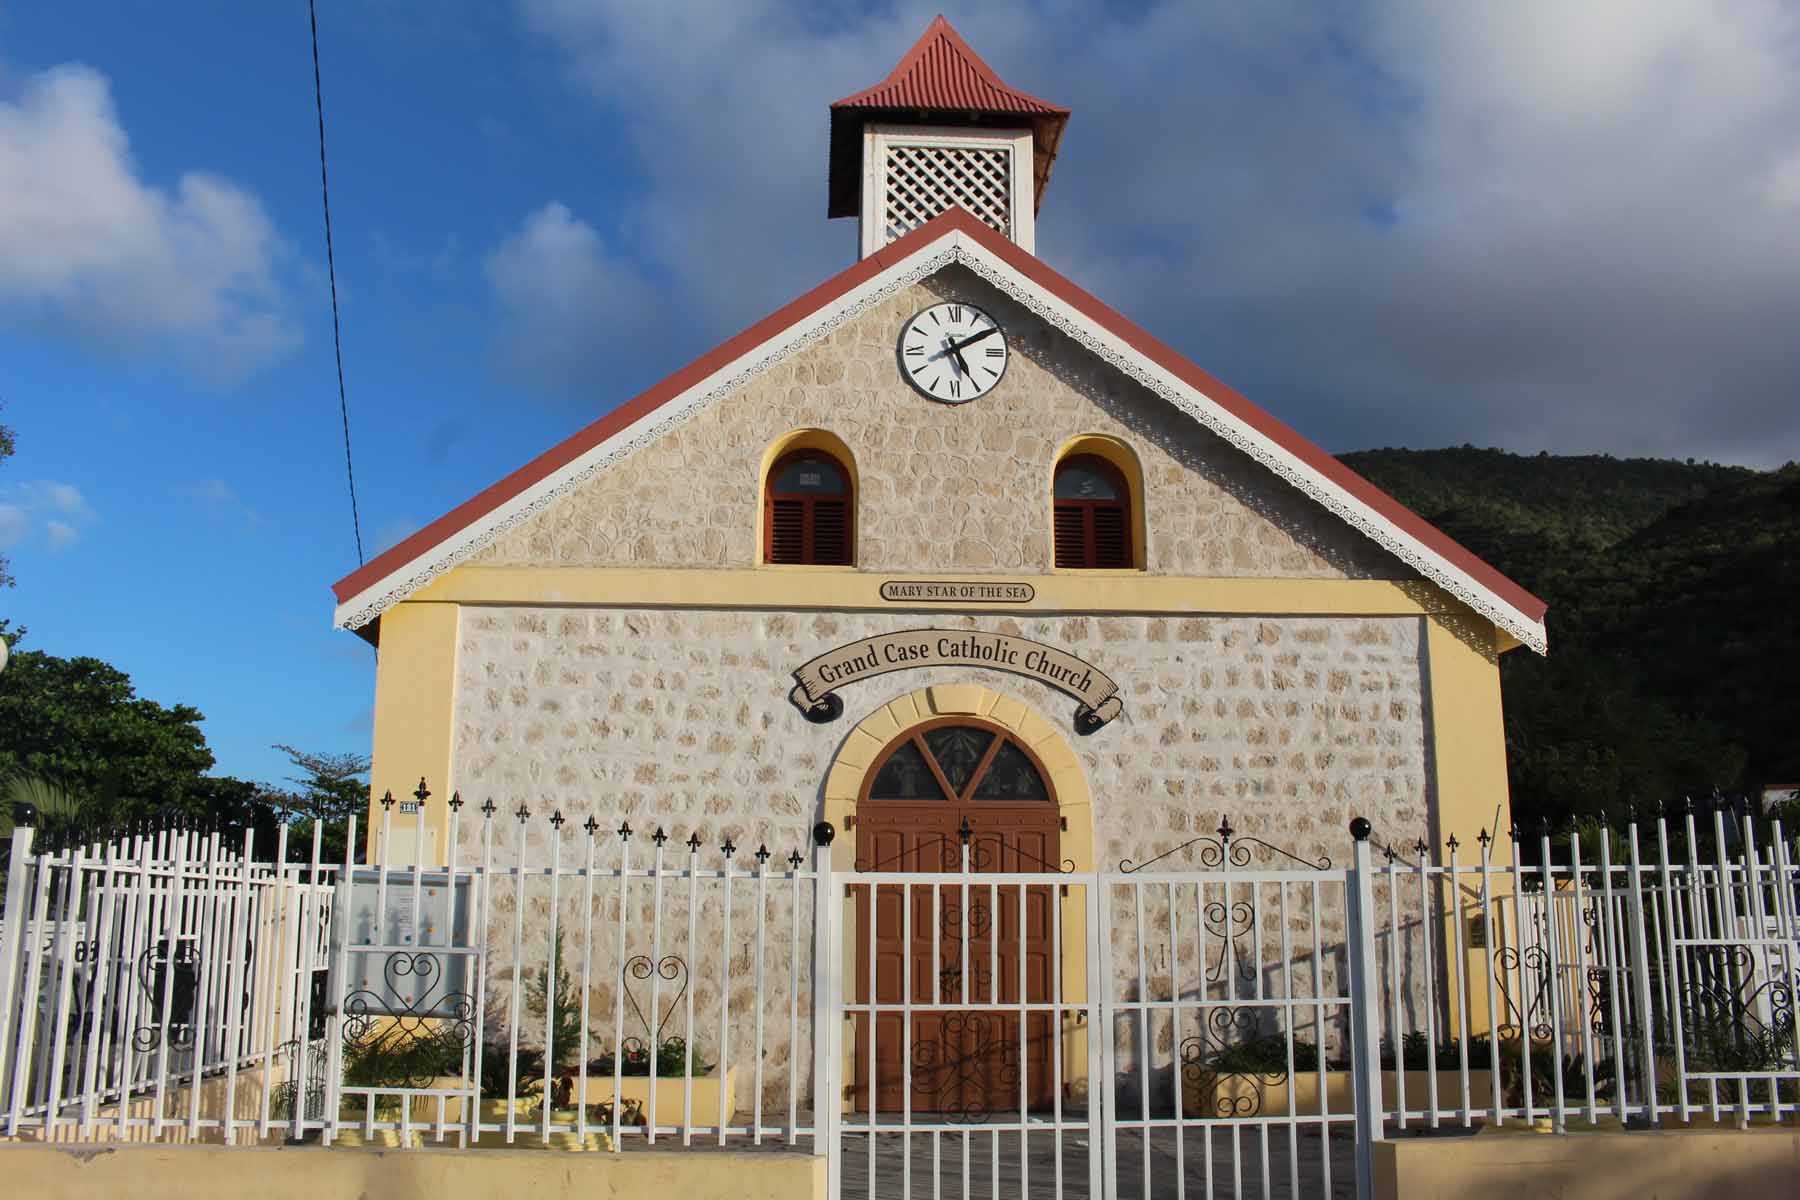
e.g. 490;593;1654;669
1339;446;1799;828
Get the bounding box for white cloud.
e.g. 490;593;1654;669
0;480;96;550
515;0;1800;466
0;64;302;381
483;201;662;398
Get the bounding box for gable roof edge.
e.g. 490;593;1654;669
331;210;1547;655
945;232;1548;654
330;227;968;630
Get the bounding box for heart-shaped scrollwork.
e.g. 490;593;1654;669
621;955;688;1047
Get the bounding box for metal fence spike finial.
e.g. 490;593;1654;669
413;777;431;805
1447;833;1460;852
1414;837;1429;858
618;820;632;840
448;791;463;813
379;790;395;811
957;817;973;844
549;810;565;831
651;826;668;847
1217;815;1235;844
788;849;803;868
755;843;770;864
686;831;702;852
514;802;531;824
480;798;497;818
583;815;599;836
721;835;737;858
1383;844;1397;863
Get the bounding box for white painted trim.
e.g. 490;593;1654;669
860;124;1034;258
330;235;962;631
333;225;1546;654
943;230;1547;653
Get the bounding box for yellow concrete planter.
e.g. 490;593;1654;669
571;1065;740;1123
1188;1069;1496;1118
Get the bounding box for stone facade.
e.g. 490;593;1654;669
454;607;1428;869
453;604;1431;1107
473;265;1410;582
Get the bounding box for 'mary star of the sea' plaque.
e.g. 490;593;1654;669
898;302;1008;404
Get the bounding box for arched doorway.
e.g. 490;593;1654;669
853;717;1062;1114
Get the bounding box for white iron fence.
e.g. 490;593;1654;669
2;797;1797;1200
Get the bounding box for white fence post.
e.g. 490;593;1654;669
1345;816;1385;1198
1625;820;1662;1126
0;821;37;1118
810;820;836;1165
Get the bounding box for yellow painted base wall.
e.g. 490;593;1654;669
1374;1124;1800;1200
0;1141;825;1200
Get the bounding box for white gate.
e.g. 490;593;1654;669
823;824;1373;1200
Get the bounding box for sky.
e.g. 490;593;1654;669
1;1;1797;788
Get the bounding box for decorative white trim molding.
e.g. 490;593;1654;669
943;233;1547;654
330;240;959;631
334;226;1547;655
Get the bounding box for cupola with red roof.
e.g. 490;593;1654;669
829;15;1069;258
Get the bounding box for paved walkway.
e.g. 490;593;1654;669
835;1124;1357;1200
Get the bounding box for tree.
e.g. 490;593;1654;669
0;648;216;821
271;744;370;863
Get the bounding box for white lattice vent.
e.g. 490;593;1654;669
883;143;1012;242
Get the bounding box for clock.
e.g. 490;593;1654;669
897;302;1008;404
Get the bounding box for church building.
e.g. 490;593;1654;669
330;16;1545;886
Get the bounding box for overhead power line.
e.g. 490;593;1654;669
309;0;364;567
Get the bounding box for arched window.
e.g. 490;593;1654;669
1053;454;1132;569
764;449;853;565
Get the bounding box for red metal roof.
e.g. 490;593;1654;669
828;16;1070;219
331;208;1548;645
832;15;1069;115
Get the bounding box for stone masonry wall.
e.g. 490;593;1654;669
453;605;1432;1109
473;265;1409;581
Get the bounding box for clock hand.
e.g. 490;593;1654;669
948;326;1000;352
950;342;973;378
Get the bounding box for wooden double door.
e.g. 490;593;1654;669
851;719;1063;1116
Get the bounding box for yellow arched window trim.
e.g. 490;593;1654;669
1050;433;1147;572
757;428;859;569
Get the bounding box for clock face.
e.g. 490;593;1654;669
898;302;1008;404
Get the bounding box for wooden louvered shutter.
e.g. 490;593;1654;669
765;450;853;565
1053;504;1088;569
811;498;850;565
1090;504;1130;568
769;499;807;564
1053;454;1134;569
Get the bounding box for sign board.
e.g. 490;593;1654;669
879;580;1034;603
328;870;476;1018
789;628;1123;732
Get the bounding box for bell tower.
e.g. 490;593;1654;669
828;16;1070;259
